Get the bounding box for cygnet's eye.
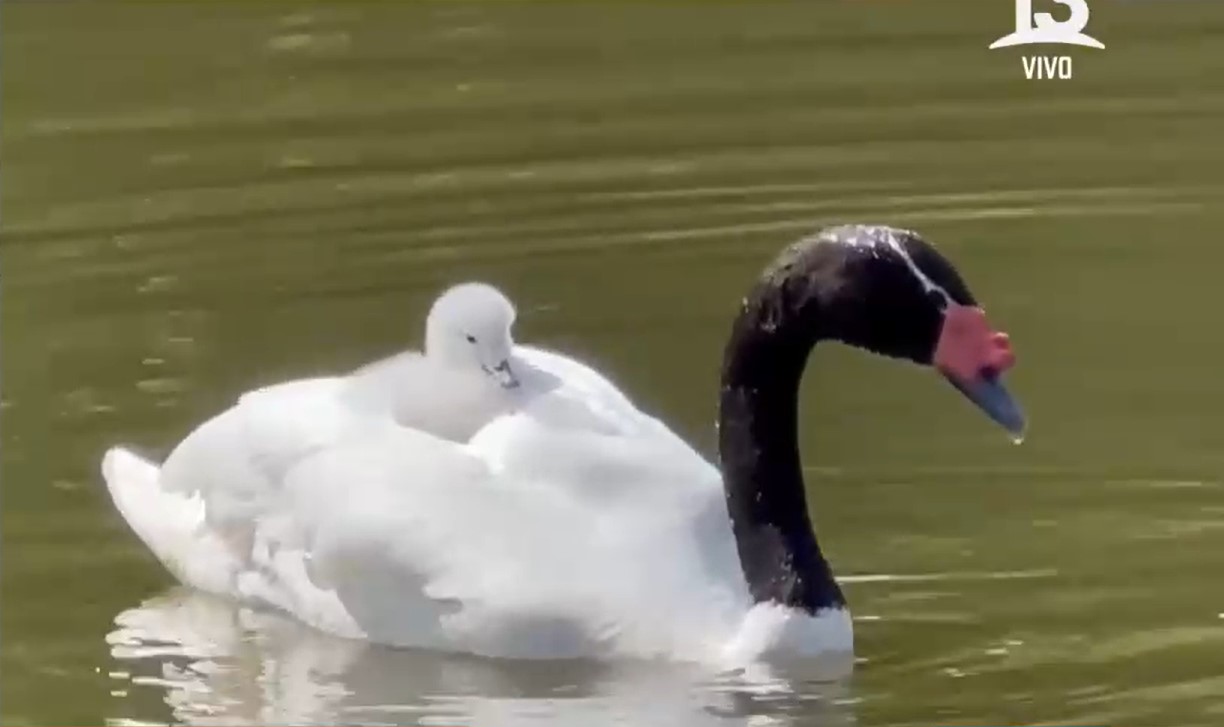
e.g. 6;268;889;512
465;334;477;344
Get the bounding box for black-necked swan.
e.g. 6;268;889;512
101;224;1024;666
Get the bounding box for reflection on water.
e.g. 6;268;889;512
106;589;856;727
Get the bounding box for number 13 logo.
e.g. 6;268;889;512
989;0;1105;50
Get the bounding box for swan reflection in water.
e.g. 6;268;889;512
106;588;858;727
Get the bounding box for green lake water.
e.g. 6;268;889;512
4;1;1224;724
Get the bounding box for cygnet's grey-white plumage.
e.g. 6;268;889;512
342;282;528;442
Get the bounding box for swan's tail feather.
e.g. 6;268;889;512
101;447;238;597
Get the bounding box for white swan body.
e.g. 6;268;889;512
103;343;853;665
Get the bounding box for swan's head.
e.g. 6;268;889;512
425;283;519;388
749;224;1025;438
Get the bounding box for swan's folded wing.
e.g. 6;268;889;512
513;345;689;442
159;377;364;534
268;423;639;654
481;345;723;501
277;418;748;658
169;385;749;658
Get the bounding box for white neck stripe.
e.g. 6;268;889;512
882;228;952;308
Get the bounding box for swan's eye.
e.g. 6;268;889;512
465;334;477;344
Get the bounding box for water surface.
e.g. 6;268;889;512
5;1;1224;725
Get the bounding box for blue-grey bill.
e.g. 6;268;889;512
943;373;1027;443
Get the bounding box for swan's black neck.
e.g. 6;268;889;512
718;264;845;614
716;226;971;614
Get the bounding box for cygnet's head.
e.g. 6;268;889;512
425;283;519;388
